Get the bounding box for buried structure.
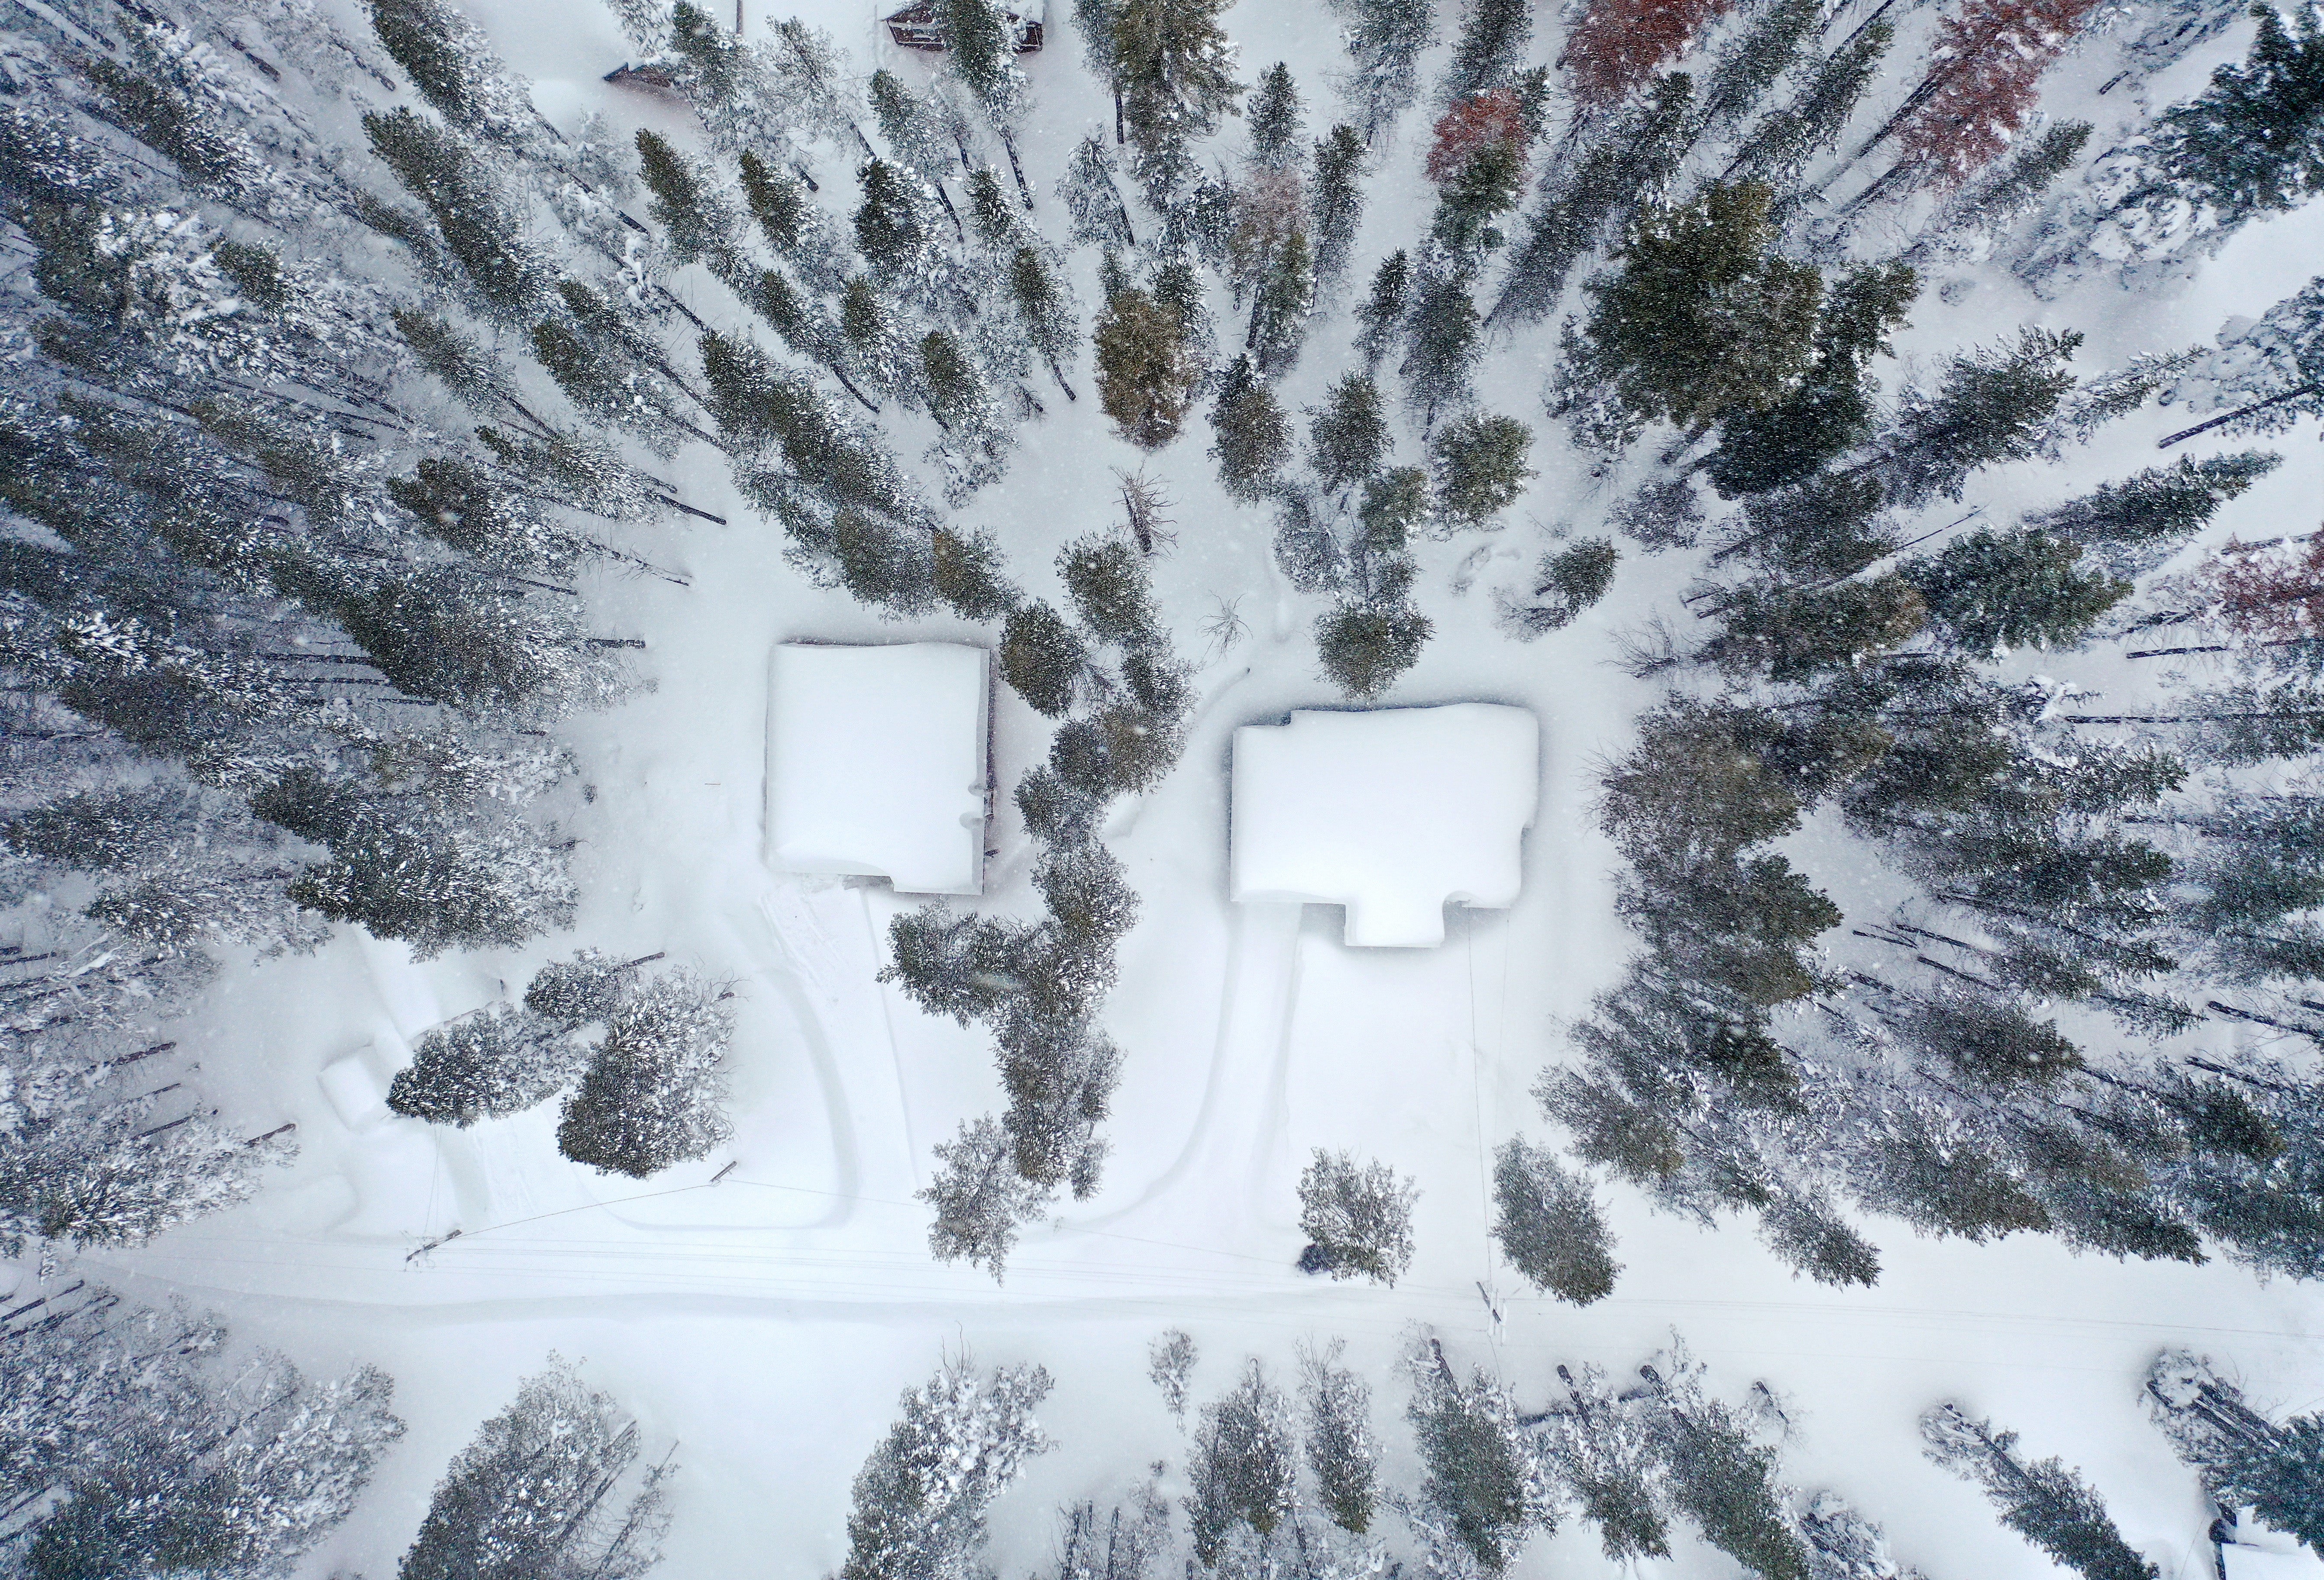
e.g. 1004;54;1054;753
1229;704;1540;946
765;641;991;895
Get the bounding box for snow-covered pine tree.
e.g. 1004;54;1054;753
1402;1333;1556;1573
1;1291;403;1575
2146;1350;2324;1552
388;1002;587;1125
1299;1340;1379;1535
556;965;733;1177
1295;1149;1417;1283
834;1354;1052;1579
400;1360;672;1580
1185;1360;1298;1564
1490;1136;1621;1300
1920;1403;2157;1580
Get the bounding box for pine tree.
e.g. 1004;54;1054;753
1644;1363;1813;1580
1057;134;1138;247
1245;63;1305;168
1115;0;1244;170
2027;451;2279;578
1920;1404;2158;1580
400;1360;671;1580
1861;327;2081;507
1000;601;1089;715
1442;0;1533;101
1581;181;1826;434
1725;23;1892;190
388;1003;585;1125
1307;126;1367;288
1308;373;1391;492
837;1356;1052;1580
1209;355;1293;500
3;1293;403;1577
1295;1149;1417;1283
1322;0;1429;145
363;107;548;321
1399;263;1482;423
1432;412;1535;527
2146;1350;2324;1554
1904;529;2127;653
1492;1137;1621;1301
2134;3;2324;242
1353;249;1411;370
1316;600;1433;699
1094;286;1201;448
1404;1335;1555;1573
1186;1360;1298;1563
556;967;733;1177
1300;1341;1379;1535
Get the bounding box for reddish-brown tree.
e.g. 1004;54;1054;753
1561;0;1734;110
2179;533;2324;641
1890;0;2101;184
1425;87;1532;181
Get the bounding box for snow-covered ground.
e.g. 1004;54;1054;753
36;0;2324;1572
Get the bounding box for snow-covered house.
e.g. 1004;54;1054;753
2217;1510;2324;1580
766;642;990;895
880;0;1044;51
1229;704;1539;947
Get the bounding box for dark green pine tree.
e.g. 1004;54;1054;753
1431;411;1535;527
633;128;735;268
853;156;936;278
1862;328;2082;507
1921;1404;2158;1580
1491;1137;1620;1302
999;601;1088;715
1354;249;1411;370
1404;1339;1551;1573
2147;4;2324;236
1309;125;1368;285
1245;62;1305;169
1186;1362;1298;1563
362;108;546;321
1702;260;1920;498
1307;372;1390;493
1904;528;2130;654
1507;538;1619;633
556;968;732;1178
1400;266;1482;424
2028;451;2280;564
1703;576;1928;683
1441;0;1533;100
1647;1370;1813;1580
1581;181;1826;437
1209;355;1293;501
1725;22;1893;191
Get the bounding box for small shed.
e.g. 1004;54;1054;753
766;641;990;895
881;0;1044;52
1230;704;1539;947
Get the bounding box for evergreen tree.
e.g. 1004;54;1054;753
1309;126;1367;286
1920;1404;2157;1580
1432;412;1535;527
3;1292;403;1578
1057;134;1138;247
1186;1361;1298;1564
1399;263;1482;424
837;1356;1052;1580
1904;528;2128;653
1245;63;1305;168
1353;249;1411;371
1316;600;1432;699
1403;1336;1554;1573
2026;451;2280;577
1114;0;1244;172
400;1361;671;1580
1860;328;2080;507
1295;1149;1417;1283
1299;1341;1379;1535
363;107;548;321
1332;0;1436;142
1701;576;1927;683
915;1115;1052;1280
1308;373;1391;493
1209;355;1293;501
1644;1363;1812;1580
1000;601;1089;716
1581;181;1825;435
2131;4;2324;248
556;967;733;1178
388;1003;585;1126
1726;23;1892;191
1441;0;1533;101
2146;1350;2324;1554
1492;1137;1621;1302
1094;287;1201;448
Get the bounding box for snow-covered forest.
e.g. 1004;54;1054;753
3;0;2323;1567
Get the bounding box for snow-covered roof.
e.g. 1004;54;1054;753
766;642;989;895
1229;704;1539;947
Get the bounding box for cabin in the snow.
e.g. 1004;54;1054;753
1230;704;1539;947
881;0;1044;51
766;642;991;895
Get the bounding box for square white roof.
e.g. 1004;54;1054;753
1230;704;1539;947
766;642;988;895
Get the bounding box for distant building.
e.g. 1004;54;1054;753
1230;704;1539;947
2217;1509;2324;1580
881;0;1045;52
766;642;991;895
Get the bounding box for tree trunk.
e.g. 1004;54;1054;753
2157;382;2322;448
1002;130;1034;209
